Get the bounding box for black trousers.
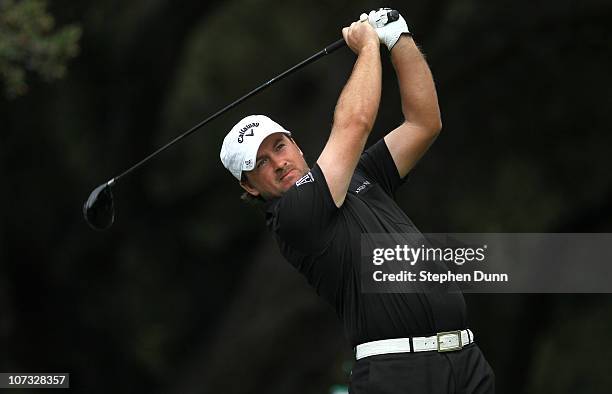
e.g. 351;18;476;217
349;343;495;394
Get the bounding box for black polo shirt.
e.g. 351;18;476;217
265;139;467;347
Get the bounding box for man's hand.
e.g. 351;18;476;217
365;8;410;51
341;17;380;55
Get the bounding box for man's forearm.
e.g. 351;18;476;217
317;34;381;207
333;43;382;133
391;36;442;132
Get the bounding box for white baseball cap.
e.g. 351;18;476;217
220;115;292;180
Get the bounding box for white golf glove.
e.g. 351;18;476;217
360;8;410;51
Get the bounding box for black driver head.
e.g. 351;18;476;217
83;182;115;230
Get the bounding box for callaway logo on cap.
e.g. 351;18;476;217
220;115;292;180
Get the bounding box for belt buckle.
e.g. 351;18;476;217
436;330;463;352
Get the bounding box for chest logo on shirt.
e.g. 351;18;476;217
355;180;371;194
295;172;314;187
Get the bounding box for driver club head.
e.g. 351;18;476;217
83;182;115;230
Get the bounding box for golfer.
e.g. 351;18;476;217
220;8;495;393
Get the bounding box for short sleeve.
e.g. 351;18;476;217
357;139;407;196
273;164;338;254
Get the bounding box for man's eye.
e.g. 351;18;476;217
276;143;285;151
256;159;267;168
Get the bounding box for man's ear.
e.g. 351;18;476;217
240;176;260;197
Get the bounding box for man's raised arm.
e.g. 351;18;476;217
375;11;442;179
317;19;382;207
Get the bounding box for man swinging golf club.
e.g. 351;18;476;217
220;8;495;393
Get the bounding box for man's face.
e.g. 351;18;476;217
240;133;309;200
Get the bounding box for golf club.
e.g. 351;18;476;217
83;10;399;230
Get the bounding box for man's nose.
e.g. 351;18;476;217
272;156;288;171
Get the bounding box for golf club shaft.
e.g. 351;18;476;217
109;38;347;185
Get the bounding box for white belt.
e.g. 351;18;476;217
355;329;474;360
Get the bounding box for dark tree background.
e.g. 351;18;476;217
1;0;611;393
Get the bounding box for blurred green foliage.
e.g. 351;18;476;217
0;0;81;97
